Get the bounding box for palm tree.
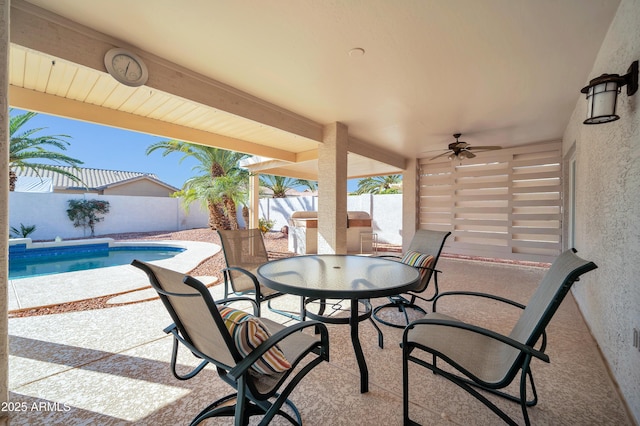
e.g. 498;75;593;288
353;175;402;195
146;140;249;230
259;175;317;198
9;109;83;191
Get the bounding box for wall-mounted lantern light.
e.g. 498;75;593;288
580;60;638;124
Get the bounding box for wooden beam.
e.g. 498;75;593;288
10;86;297;161
349;136;407;170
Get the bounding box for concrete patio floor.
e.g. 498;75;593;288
7;257;633;425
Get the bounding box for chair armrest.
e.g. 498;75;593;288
414;265;442;274
222;266;263;299
163;323;178;334
404;318;549;363
431;292;549;352
378;256;442;275
227;320;329;380
433;291;526;312
163;324;213;380
216;296;260;316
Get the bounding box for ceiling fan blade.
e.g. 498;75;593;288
428;151;453;160
419;147;449;154
467;145;501;150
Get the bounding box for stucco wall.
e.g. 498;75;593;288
258;194;403;245
9;192;404;244
8;192;209;240
562;0;640;421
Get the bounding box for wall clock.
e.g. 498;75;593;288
104;48;149;87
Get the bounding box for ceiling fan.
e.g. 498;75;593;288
429;133;502;161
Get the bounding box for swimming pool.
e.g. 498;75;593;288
9;238;185;279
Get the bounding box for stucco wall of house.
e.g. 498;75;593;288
562;0;640;421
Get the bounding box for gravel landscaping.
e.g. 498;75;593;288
104;227;293;280
10;228;292;318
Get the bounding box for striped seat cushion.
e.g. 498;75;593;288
218;307;291;375
401;250;434;281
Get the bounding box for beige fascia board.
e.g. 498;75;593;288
10;0;324;143
348;137;407;170
10;86;297;161
346;169;404;180
241;158;319;180
254;166;318;181
241;158;294;173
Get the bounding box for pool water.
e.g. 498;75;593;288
9;245;185;279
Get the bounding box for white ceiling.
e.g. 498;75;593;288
16;0;620;173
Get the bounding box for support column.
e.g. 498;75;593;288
401;158;419;251
248;173;259;229
0;0;10;419
317;122;348;254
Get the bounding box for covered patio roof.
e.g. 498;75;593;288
8;0;620;179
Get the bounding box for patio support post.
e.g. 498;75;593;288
249;173;259;229
0;0;10;420
317;122;348;254
401;158;419;251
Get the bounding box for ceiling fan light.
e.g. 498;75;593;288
448;153;456;161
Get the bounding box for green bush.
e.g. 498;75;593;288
9;223;36;238
258;218;275;234
66;199;110;237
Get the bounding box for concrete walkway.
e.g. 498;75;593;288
8;240;219;311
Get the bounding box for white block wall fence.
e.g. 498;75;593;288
257;194;403;245
8;192;403;245
8;192;209;241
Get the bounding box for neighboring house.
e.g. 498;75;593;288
12;166;179;197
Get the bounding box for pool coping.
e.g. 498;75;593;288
8;240;220;312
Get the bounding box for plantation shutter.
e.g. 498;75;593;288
419;141;562;263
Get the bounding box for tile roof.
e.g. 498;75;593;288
12;166;177;191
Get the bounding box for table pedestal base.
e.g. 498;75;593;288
303;298;384;393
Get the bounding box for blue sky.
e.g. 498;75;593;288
11;108;360;191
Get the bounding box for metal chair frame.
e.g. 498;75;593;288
132;260;329;426
218;229;304;320
402;249;597;425
373;229;451;328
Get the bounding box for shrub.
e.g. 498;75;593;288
258;218;275;234
66;199;110;237
10;223;36;238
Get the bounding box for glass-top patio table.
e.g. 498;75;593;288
257;254;420;393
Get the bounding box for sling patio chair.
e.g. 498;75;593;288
132;260;329;426
372;229;451;328
402;248;597;426
218;228;304;320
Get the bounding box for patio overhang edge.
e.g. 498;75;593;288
9;86;299;162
